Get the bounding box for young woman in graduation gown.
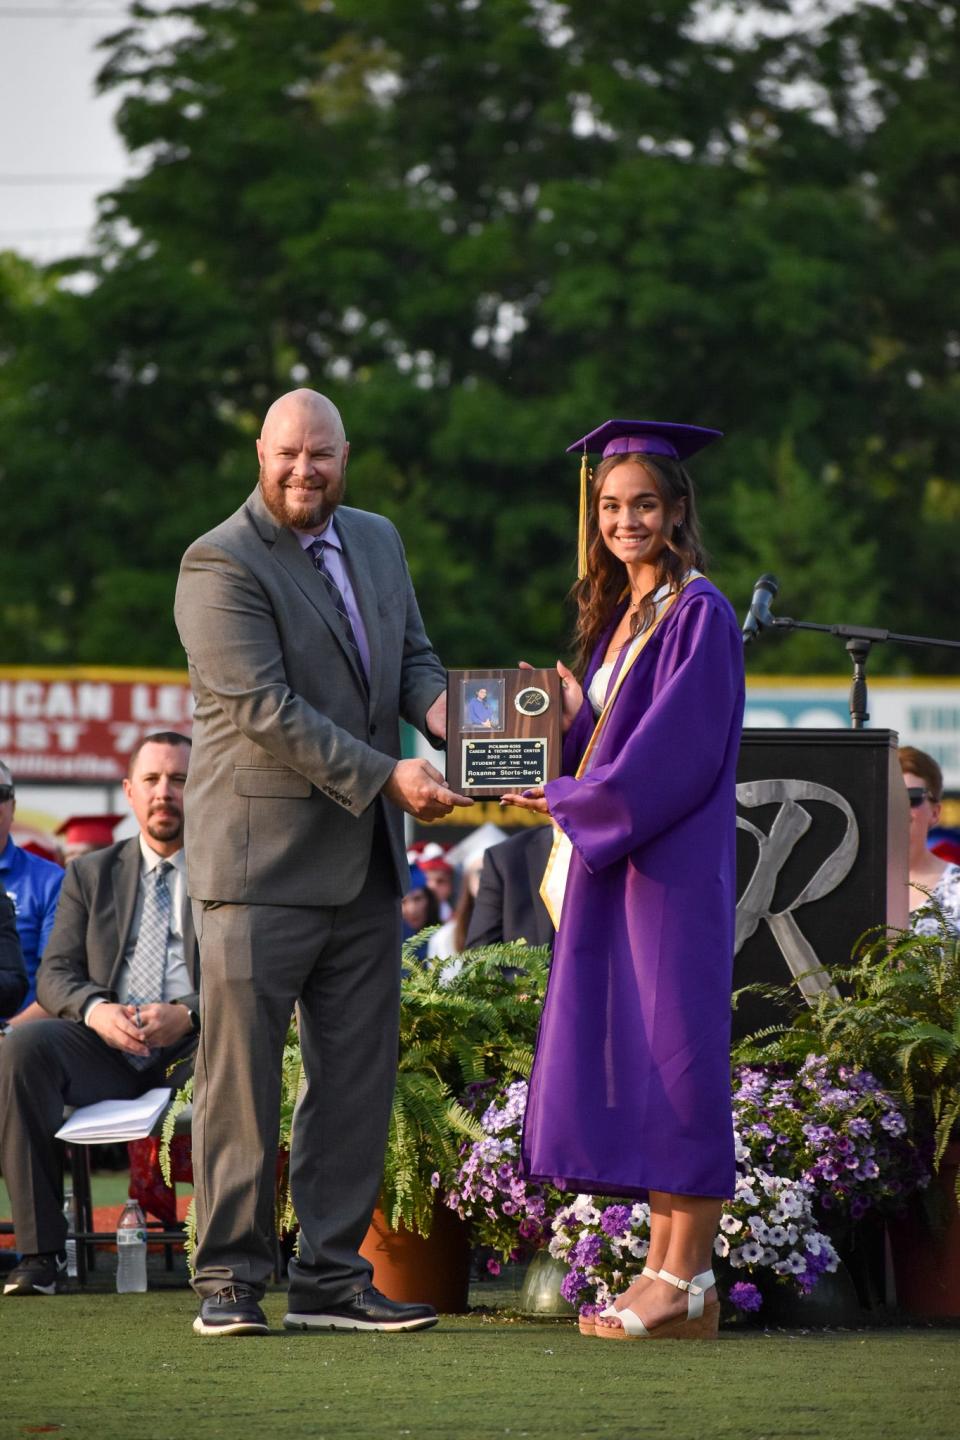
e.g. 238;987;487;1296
502;420;745;1341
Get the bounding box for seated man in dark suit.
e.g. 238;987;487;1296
0;732;200;1297
0;892;27;1020
465;825;555;951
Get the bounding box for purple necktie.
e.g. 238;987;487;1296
308;539;367;687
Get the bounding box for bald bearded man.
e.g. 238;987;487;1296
175;389;469;1337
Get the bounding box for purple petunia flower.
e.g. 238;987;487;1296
729;1282;763;1313
560;1269;589;1303
600;1205;632;1238
572;1233;604;1269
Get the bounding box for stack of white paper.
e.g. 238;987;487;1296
55;1087;172;1144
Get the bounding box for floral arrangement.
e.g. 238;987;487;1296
548;1196;651;1319
549;1167;840;1319
434;1079;560;1272
441;1058;928;1317
715;1153;840;1312
732;915;960;1198
732;1055;929;1224
435;1056;928;1316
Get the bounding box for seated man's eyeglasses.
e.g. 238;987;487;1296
907;786;935;808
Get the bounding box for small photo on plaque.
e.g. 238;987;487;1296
461;677;504;733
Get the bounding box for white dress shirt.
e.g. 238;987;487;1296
84;839;191;1022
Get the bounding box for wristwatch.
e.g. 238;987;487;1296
175;1000;201;1034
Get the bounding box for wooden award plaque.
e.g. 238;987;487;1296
446;668;562;797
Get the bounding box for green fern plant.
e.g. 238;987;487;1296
732;908;960;1201
160;939;550;1249
380;936;550;1234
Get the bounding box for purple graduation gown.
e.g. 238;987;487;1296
521;578;745;1198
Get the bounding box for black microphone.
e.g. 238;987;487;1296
742;574;779;644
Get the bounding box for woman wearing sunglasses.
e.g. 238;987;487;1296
898;745;960;935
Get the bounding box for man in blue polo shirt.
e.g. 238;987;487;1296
0;760;63;1024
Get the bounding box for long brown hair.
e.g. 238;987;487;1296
898;746;943;802
571;454;707;678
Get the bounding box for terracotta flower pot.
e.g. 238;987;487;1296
889;1140;960;1317
359;1201;471;1313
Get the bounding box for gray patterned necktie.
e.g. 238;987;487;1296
308;539;367;686
125;861;172;1070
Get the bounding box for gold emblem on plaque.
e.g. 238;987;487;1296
514;686;550;717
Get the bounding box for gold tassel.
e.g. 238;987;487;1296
577;448;590;580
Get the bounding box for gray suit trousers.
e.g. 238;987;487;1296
0;1021;196;1254
190;825;401;1303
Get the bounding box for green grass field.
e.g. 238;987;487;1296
4;1291;959;1440
1;1168;150;1216
4;1174;960;1439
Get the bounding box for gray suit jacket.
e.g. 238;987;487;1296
174;489;446;905
35;837;200;1021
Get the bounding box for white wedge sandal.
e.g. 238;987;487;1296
580;1265;661;1337
594;1267;720;1341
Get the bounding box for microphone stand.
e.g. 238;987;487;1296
759;614;960;729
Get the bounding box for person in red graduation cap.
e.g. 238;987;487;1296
56;814;125;866
502;419;744;1341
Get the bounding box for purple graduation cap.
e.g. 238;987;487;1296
567;419;723;578
566;418;723;462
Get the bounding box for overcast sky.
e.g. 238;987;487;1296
0;2;134;261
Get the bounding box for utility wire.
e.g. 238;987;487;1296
0;225;91;234
0;175;125;184
0;9;132;16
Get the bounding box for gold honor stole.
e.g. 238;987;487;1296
539;580;692;928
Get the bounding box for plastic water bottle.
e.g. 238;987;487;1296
115;1200;148;1293
62;1190;78;1280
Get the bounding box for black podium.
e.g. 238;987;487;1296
733;729;909;1039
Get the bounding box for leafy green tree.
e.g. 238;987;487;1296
714;436;881;674
0;0;956;676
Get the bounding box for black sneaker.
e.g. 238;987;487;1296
3;1251;67;1296
284;1285;438;1333
193;1283;269;1336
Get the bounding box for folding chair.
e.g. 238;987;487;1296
66;1102;193;1284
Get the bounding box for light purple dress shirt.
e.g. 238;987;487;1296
296;517;372;681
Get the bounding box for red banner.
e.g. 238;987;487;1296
0;668;194;782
